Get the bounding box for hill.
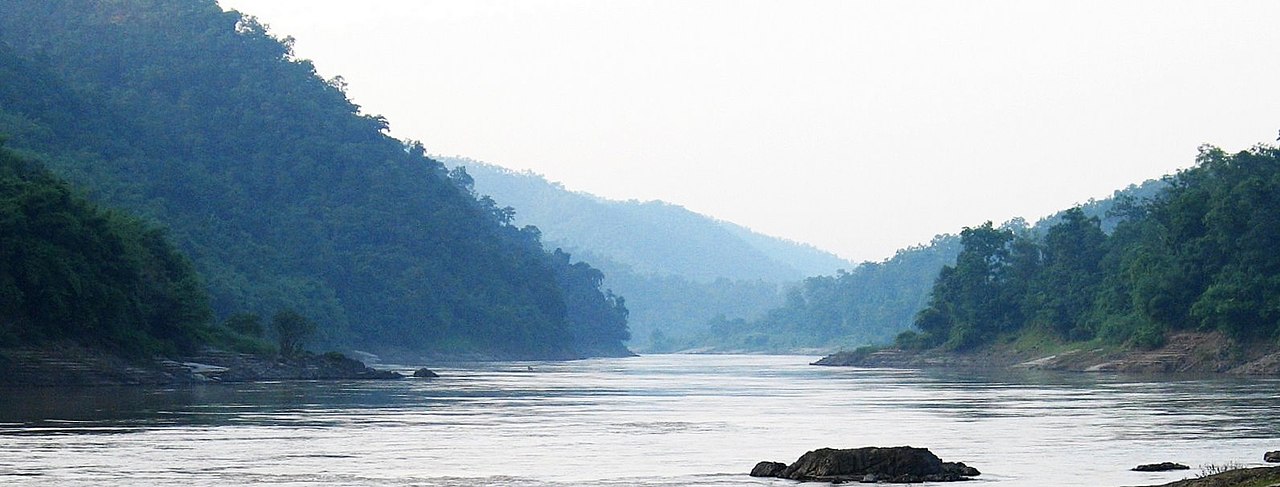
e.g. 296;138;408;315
0;0;628;360
452;159;852;282
449;159;854;350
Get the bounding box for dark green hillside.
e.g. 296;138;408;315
0;145;212;355
0;0;627;359
903;141;1280;351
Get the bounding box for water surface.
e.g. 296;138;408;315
1;354;1277;486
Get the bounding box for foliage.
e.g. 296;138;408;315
223;312;264;338
904;142;1280;350
272;309;316;358
0;145;212;355
0;0;630;358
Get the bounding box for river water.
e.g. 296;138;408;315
1;354;1277;486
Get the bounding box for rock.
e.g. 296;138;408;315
750;461;788;478
1266;451;1280;463
413;367;439;378
752;446;980;483
1133;462;1190;472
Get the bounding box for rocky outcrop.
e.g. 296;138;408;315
412;367;439;378
1133;462;1189;472
0;345;402;386
1266;450;1280;463
751;446;979;483
185;350;404;382
750;461;788;478
1146;466;1280;487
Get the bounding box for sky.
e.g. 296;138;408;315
217;0;1280;263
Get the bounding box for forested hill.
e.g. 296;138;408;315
449;158;852;351
902;142;1280;352
451;159;852;282
0;0;629;359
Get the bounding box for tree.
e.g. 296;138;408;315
272;309;316;358
1032;207;1106;339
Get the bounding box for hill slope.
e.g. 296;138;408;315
453;159;852;282
0;0;628;359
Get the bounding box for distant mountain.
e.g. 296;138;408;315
450;159;854;282
448;158;854;350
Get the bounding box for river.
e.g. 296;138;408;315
1;354;1277;486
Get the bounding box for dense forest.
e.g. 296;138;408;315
903;143;1280;351
0;144;212;355
0;0;628;359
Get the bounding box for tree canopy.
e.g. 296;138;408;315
0;145;212;355
905;143;1280;350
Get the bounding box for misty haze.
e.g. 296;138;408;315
2;2;1279;486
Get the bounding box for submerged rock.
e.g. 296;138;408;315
1133;462;1190;472
750;446;980;483
1265;450;1280;463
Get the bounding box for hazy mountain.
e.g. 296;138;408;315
450;159;854;282
445;158;855;350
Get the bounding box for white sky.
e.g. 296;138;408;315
218;0;1280;262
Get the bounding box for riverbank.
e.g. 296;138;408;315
814;331;1280;376
1145;466;1280;487
0;344;402;386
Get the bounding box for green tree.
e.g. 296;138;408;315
1031;207;1106;339
272;309;316;358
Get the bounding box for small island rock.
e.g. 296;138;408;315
1133;462;1190;472
1265;451;1280;463
750;461;788;478
413;367;439;378
751;446;979;483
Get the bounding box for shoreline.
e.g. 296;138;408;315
0;345;403;387
813;332;1280;377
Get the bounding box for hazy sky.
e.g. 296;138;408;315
218;0;1280;262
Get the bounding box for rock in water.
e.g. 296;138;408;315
1133;462;1190;472
751;446;980;483
750;461;788;478
413;367;439;378
1266;451;1280;463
